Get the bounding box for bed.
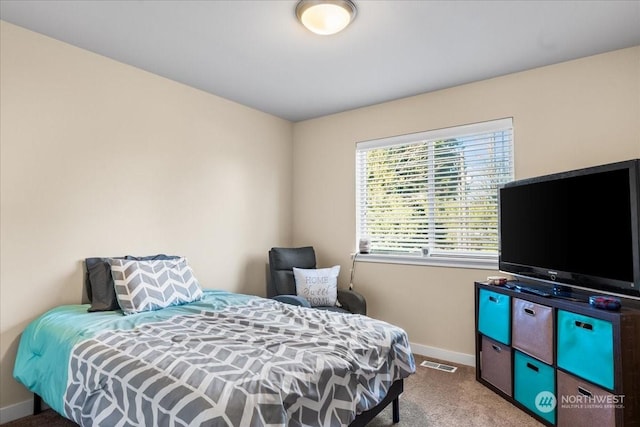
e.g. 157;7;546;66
14;289;415;426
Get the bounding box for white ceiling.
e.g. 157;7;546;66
1;0;639;122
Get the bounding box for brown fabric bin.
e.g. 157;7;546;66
481;335;512;396
557;370;616;427
512;298;554;364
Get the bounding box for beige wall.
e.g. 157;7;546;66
292;46;640;358
2;17;639;415
0;21;293;409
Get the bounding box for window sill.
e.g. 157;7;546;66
354;253;498;270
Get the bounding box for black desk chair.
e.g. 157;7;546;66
268;246;367;315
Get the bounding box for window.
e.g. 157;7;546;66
355;118;514;269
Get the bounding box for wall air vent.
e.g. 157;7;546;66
420;360;458;373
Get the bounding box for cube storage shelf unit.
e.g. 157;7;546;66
474;282;640;426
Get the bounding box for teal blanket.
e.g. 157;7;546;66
14;290;415;426
13;290;255;414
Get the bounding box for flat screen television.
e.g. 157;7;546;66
499;159;640;300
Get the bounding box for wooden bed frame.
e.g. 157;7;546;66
33;378;404;425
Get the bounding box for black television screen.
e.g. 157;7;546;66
499;159;640;299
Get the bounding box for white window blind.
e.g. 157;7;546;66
355;118;514;267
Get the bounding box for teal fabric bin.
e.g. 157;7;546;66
557;310;614;390
478;289;511;345
514;351;556;424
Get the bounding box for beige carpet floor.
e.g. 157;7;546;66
3;354;542;427
369;354;542;426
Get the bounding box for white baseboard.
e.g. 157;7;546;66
0;398;32;424
410;342;476;367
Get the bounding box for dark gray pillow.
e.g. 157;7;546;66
86;257;121;312
85;254;179;312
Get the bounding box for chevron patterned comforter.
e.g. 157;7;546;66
14;290;415;426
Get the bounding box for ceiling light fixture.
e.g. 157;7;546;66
296;0;357;36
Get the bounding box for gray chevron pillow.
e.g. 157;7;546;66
109;257;203;315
